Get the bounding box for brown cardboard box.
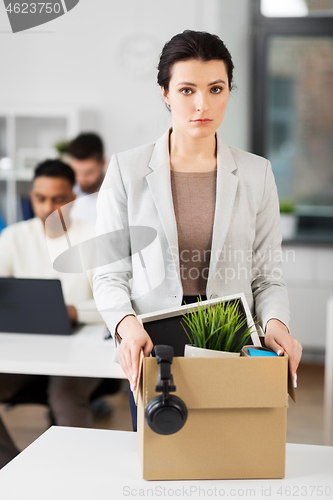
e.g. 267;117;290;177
135;353;293;481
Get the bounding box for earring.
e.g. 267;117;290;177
166;102;171;111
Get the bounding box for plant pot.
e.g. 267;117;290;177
184;344;240;358
280;213;297;240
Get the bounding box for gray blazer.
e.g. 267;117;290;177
93;129;289;333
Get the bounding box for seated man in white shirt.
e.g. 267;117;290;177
0;160;104;469
66;133;106;223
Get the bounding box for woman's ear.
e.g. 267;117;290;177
160;86;169;105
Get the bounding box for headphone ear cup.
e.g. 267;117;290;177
145;394;188;435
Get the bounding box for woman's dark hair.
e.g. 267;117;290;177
157;30;234;92
34;159;75;187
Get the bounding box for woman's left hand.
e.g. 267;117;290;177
264;319;302;388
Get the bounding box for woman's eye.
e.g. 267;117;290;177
180;88;193;95
211;86;222;94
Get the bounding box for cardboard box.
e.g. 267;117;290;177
135;353;294;481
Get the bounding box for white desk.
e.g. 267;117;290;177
0;428;332;500
0;325;126;379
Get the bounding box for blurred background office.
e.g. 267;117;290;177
0;0;332;447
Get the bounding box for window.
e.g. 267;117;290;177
261;0;333;18
252;1;333;233
266;36;333;206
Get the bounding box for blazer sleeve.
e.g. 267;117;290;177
92;154;136;334
251;160;290;331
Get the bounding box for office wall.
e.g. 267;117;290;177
0;0;252;158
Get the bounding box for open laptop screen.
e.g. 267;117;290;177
0;278;74;335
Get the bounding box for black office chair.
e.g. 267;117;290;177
3;377;123;424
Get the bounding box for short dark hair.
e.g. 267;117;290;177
68;133;104;162
34;159;75;187
157;30;234;92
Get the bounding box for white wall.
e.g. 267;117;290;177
0;0;252;159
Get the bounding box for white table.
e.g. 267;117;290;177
0;325;126;379
0;428;332;500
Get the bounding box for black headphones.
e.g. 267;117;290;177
145;345;188;435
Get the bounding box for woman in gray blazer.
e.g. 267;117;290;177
93;30;302;406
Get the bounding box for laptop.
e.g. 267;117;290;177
0;277;83;335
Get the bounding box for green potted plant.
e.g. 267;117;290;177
279;199;297;240
54;139;70;159
182;297;254;358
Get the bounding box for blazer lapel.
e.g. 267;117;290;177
145;130;181;277
209;136;239;281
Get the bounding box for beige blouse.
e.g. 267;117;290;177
170;169;217;296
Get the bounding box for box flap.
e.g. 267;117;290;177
241;346;296;403
287;362;296;403
142;356;288;409
133;349;144;406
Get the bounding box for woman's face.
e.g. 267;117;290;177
162;59;230;140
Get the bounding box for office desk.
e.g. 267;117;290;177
0;325;126;379
0;427;332;500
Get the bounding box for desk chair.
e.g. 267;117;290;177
3;377;123;424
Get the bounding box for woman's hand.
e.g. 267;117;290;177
116;315;154;391
264;319;302;388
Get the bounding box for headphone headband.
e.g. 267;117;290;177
145;345;188;435
154;345;176;394
154;345;174;364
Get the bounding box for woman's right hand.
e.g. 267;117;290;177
116;315;153;391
